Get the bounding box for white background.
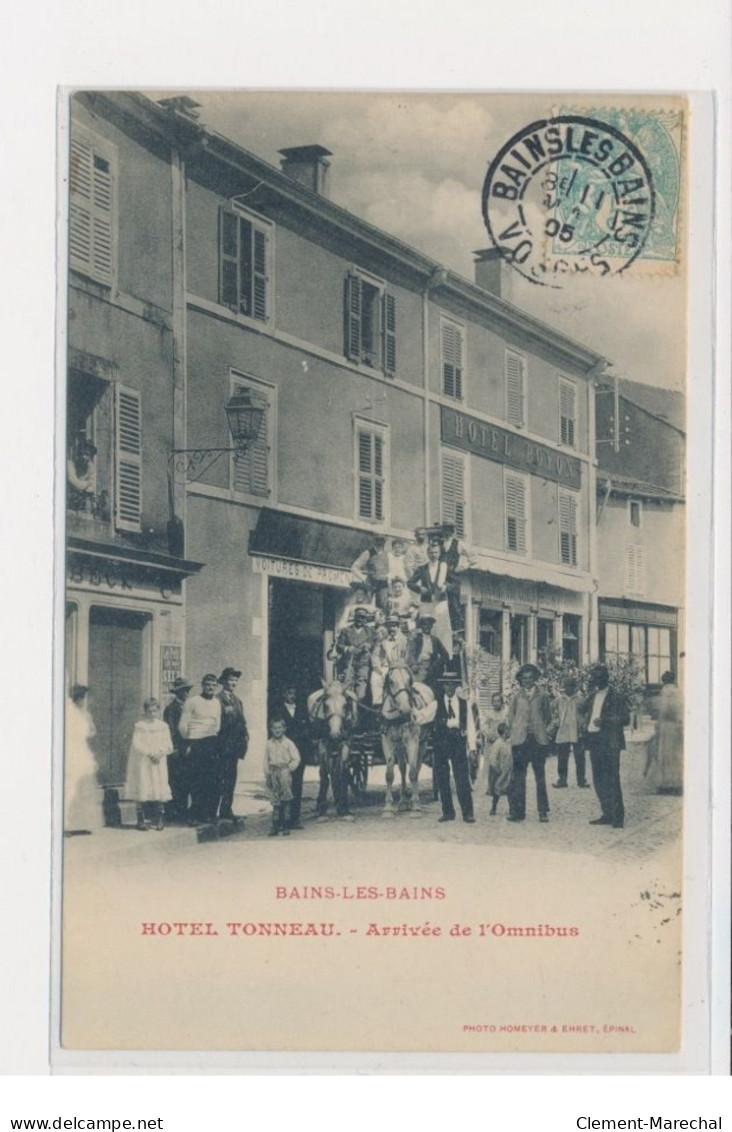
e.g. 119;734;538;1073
0;0;729;1119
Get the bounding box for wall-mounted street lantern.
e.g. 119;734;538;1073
169;390;267;482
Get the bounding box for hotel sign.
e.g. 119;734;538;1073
441;406;581;489
252;554;352;588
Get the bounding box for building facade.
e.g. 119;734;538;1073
595;379;685;688
67;92;608;785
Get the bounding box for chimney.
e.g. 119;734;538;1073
473;247;512;303
279;145;332;197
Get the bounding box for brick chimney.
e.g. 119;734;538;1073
279;145;332;197
473;247;512;302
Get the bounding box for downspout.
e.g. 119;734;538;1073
587;360;606;663
422;267;448;527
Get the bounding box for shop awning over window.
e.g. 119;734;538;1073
248;508;371;571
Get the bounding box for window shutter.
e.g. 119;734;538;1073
70;133;114;286
383;292;397;376
506;351;525;426
219;209;239;309
505;473;527;554
442;322;463;399
442;454;466;538
234;387;269;497
560;379;576;446
626;544;646;595
356;426;387;521
114;385;142;531
559;491;578;565
252;229;268;321
344;273;363;362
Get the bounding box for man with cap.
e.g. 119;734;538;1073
403;527;430;578
581;664;629;829
406;614;450;693
370;614;408;705
270;684;311;829
216;667;249;821
505;664;553;823
439;522;477;637
163;676;193;822
407;539;453;653
329;606;374;700
432;666;477;823
178;673;222;824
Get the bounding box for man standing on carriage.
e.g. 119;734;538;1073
406;614;450;693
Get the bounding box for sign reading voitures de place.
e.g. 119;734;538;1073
482;115;656;287
441;406;581;488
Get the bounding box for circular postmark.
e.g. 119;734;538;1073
482;115;656;287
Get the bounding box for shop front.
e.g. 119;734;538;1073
599;597;679;687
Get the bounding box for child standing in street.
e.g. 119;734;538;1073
552;675;589;789
487;721;513;816
125;699;173;831
481;691;507;794
264;717;302;837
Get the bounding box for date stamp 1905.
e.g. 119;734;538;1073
482;107;683;287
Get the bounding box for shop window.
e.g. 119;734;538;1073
510;613;528;665
603;621;674;687
232;378;273;498
69;125;117;287
344;271;396;375
562;614;581;664
505;349;526;427
559;489;579;566
441;451;468;539
647;626;672;685
441;318;464;400
219;205;272;323
537;617;557;665
479;607;502;655
355;420;388;523
505;470;529;555
629;499;643;528
113;384;143;532
559;377;576;447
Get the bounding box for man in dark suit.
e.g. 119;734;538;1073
271;684;311;829
505;663;553;823
216;667;249;821
432;668;476;824
163;676;193;822
406;615;450;692
581;664;630;829
408;539;449;605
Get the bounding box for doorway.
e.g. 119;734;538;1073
88;606;150;785
268;580;335;713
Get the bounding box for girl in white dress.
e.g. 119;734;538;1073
125;699;173;831
64;685;104;834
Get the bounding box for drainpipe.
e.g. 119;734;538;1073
588;360;606;663
422;267;448;526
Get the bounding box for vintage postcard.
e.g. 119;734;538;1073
56;90;697;1062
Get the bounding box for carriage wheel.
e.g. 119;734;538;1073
348;750;369;801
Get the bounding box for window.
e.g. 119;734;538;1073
603;621;673;686
505;349;526;427
355;421;388;522
629;499;643;528
219;206;272;322
441;451;468;539
114;384;142;532
441;318;464;399
231;379;272;498
69;126;117;286
504;470;529;555
344;272;397;375
625;543;646;595
558;489;579;566
647;626;672;685
559;377;576;447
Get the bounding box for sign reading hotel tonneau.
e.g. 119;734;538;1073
441;406;582;489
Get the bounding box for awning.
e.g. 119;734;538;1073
248;508;371;573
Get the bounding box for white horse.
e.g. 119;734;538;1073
308;679;358;819
380;663;436;819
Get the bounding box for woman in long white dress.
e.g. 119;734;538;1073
125;699;173;830
64;685;104;834
655;671;684;795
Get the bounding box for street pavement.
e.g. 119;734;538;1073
65;736;681;867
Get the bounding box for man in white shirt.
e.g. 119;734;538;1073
179;673;222;824
433;669;476;823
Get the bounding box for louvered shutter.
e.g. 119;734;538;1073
442;322;463;399
358;429;373;518
234;387;269;497
560;379;576;447
114;385;142;531
219;209;239;309
252;229;268;321
559;491;578;565
506;351;525;426
383;292;397;376
345;274;363;362
373;433;384;520
626;544;646;595
70;132;115;286
505;473;527;554
442;454;466;538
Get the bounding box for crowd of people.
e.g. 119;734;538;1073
63;523;683;838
